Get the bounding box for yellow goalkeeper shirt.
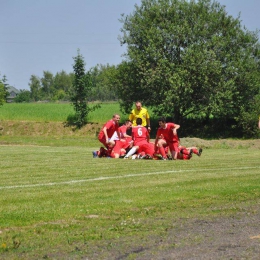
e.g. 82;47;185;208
129;107;150;126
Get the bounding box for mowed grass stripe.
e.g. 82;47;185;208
1;145;259;186
0;166;259;190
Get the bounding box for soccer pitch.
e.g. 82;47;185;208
0;145;259;259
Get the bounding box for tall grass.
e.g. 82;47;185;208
0;102;129;123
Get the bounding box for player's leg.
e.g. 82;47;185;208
110;141;122;158
187;147;203;156
156;139;168;159
170;141;179;160
124;146;139;159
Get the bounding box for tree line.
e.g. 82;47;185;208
0;64;118;103
1;0;260;138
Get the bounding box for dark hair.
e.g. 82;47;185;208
158;117;166;123
136;118;142;125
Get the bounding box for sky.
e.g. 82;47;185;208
1;0;260;90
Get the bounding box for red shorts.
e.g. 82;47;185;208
98;136;107;148
167;141;179;152
121;137;132;149
134;140;148;147
111;138;132;156
139;143;155;156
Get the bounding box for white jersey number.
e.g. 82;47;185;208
137;127;143;136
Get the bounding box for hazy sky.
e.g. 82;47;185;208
1;0;259;90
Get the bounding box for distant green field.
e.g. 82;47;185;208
0;102;129;123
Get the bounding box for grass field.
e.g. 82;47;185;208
0;102;129;123
0;103;260;259
0;141;260;259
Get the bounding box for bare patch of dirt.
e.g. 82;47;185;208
142;209;260;260
86;206;260;260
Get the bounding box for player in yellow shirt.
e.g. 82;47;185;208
258;115;260;129
129;101;151;132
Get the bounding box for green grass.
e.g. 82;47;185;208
0;103;259;258
0;102;129;123
0;142;259;259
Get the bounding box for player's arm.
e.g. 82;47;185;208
145;111;151;130
116;130;121;141
147;118;151;131
172;124;180;136
121;128;131;138
146;129;150;143
129;110;134;122
103;127;109;144
154;135;159;150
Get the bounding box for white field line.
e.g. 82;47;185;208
0;166;259;190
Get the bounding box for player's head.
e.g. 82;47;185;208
158;117;166;127
136;118;142;125
125;120;132;128
135;101;142;110
112;114;120;123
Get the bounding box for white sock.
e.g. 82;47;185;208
125;147;137;158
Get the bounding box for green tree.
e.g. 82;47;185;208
113;61;140;112
118;0;260;137
2;75;10;102
0;79;5;106
41;71;54;99
70;50;98;127
29;75;42;101
53;70;73;100
90;64;118;101
14;90;31;103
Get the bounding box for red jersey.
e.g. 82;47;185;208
110;124;128;141
156;123;179;143
118;125;127;139
98;119;119;140
132;125;149;146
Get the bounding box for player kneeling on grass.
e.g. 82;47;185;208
97;114;121;150
124;117;152;159
93;119;133;158
108;120;133;158
154;117;180;160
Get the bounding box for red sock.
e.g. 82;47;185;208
192;148;198;155
181;148;189;155
182;154;191;160
159;146;166;158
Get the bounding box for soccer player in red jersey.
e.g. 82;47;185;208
110;120;133;158
124;118;150;158
98;114;121;148
154;117;180;160
177;146;203;160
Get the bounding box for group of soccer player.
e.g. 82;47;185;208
93;103;202;160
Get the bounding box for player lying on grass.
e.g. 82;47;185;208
177;146;203;160
93;144;202;160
